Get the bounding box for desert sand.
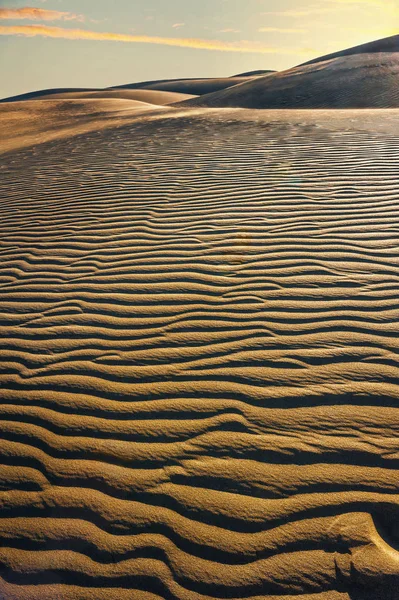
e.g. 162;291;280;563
110;75;268;95
0;98;168;154
0;36;399;600
0;74;266;104
35;90;197;105
1;89;196;106
182;35;399;109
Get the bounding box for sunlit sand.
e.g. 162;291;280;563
0;34;398;600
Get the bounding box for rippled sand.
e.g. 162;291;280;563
0;108;398;599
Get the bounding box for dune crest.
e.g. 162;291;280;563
110;75;263;95
1;89;196;106
180;36;399;109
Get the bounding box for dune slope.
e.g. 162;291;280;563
0;98;167;154
231;70;275;77
0;89;196;106
110;76;259;95
181;42;399;109
0;88;98;103
298;33;398;66
0;109;399;599
42;90;197;105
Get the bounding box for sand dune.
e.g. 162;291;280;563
110;76;260;95
0;107;399;598
181;52;399;109
231;70;275;77
44;90;196;105
1;89;196;106
0;98;167;154
298;34;398;66
179;35;399;109
0;88;99;103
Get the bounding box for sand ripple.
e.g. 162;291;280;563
0;110;398;599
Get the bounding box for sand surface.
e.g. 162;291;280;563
0;108;399;599
1;89;196;106
0;98;168;154
110;76;261;95
298;34;398;66
182;53;399;109
40;90;197;105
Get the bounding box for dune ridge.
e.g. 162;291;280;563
109;76;263;95
298;34;398;66
0;89;196;105
180;42;399;109
0;108;399;598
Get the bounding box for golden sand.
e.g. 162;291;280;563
0;105;398;599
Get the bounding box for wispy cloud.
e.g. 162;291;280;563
259;27;306;33
0;24;316;55
172;22;185;29
0;7;84;22
218;28;241;33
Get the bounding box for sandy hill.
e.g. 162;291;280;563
110;75;260;95
0;98;166;153
1;77;267;104
181;35;399;109
299;33;399;66
1;88;196;105
43;89;196;105
0;88;98;103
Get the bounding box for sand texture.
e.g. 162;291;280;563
0;107;398;598
0;98;169;154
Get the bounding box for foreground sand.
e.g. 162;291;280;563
0;108;399;599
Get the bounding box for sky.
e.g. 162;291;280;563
0;0;398;99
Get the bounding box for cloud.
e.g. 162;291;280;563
258;27;306;33
0;7;84;22
172;23;185;29
218;28;241;33
0;24;316;55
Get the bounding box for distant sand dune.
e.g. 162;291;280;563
0;88;99;103
41;89;197;105
298;33;398;66
0;109;399;598
181;52;399;109
231;70;275;77
1;89;196;106
110;76;261;95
